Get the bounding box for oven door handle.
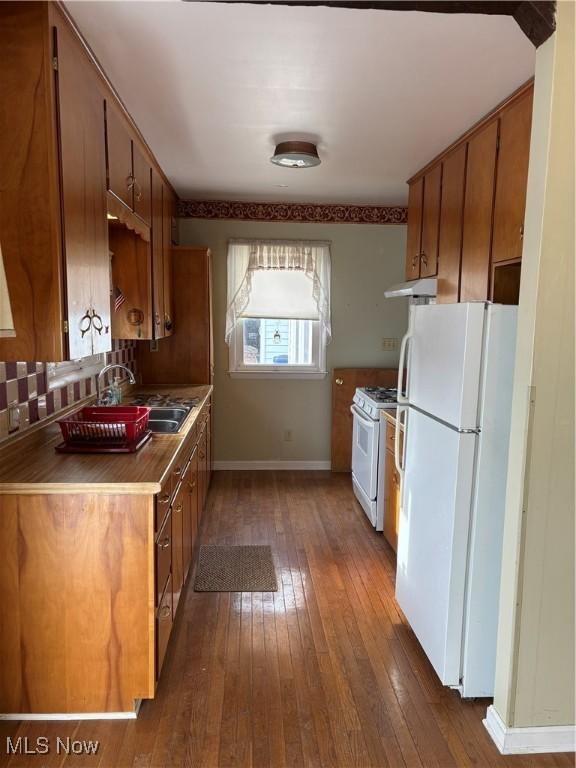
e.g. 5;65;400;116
350;404;376;427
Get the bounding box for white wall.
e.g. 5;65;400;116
492;0;575;732
179;218;407;463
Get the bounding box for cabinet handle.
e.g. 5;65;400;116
519;224;524;240
158;536;170;549
91;310;104;335
173;466;182;476
159;604;171;620
420;252;428;267
79;311;92;338
411;254;419;268
127;174;135;191
133;179;142;202
158;493;171;505
335;378;344;386
188;480;196;490
155;312;161;326
164;313;173;332
199;452;205;460
175;503;183;513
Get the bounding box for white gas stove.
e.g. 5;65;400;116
351;386;398;530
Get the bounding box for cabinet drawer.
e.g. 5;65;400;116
155;511;171;607
156;574;173;678
385;422;403;455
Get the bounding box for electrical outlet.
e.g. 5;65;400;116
382;337;398;352
283;429;293;442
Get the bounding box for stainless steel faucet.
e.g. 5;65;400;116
96;363;136;405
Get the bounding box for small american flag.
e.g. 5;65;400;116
114;286;126;313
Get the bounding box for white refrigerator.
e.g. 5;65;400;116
394;302;517;698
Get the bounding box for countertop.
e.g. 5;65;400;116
0;386;212;495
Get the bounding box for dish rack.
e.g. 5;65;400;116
56;406;151;453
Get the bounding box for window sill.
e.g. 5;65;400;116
228;370;327;380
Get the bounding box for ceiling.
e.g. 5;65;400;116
66;1;535;205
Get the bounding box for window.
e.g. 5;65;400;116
226;240;331;378
47;353;105;390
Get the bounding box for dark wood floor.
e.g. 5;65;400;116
1;471;573;768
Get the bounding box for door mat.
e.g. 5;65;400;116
194;545;278;592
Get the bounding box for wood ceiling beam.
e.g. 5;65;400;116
204;1;556;47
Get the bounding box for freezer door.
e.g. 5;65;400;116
407;303;485;429
350;405;379;500
396;408;476;686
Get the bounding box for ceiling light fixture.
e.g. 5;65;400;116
270;141;321;169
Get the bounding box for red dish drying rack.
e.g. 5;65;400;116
56;406;152;453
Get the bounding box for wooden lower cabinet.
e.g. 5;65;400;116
382;419;403;553
154;399;212;680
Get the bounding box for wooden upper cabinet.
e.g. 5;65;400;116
0;3;112;361
437;145;467;304
491;88;533;264
405;177;424;280
151;169;165;338
420;164;442;277
132;143;152;225
56;21;111;358
162;187;175;336
460;119;499;302
105;102;133;210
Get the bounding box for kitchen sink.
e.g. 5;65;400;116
147;407;190;434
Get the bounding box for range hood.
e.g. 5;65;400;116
384;277;437;298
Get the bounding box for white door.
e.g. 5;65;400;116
350;405;379;500
395;408;476;685
406;303;485;429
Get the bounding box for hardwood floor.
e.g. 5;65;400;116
0;471;572;768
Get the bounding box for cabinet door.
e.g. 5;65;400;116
405;177;423;280
55;23;110;359
491;88;533;264
132;143;152;225
460;120;498;302
162;186;174;336
151;170;165;338
420;164;442;277
383;448;400;552
181;461;192;580
437;145;467;304
206;411;212;489
105;102;133;210
188;446;199;548
171;485;184;614
109;225;152;340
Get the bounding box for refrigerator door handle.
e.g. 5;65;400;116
397;330;412;404
394;405;407;477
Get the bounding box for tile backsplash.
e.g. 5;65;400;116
0;340;137;442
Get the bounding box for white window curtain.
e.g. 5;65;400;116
225;239;331;344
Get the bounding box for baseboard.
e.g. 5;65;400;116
484;705;576;754
213;460;331;471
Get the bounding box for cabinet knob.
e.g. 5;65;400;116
173;466;182;476
159;604;171;620
164;314;173;332
158;536;170;549
520;224;524;240
335;378;344;386
188;480;196;490
158;493;171;505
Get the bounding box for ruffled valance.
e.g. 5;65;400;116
225;239;332;344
